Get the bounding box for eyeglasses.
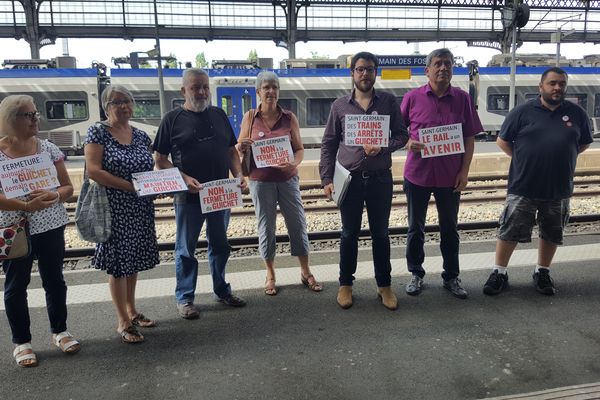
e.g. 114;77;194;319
108;99;132;106
16;111;41;120
353;66;376;75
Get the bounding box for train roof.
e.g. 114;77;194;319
0;68;98;78
3;66;600;78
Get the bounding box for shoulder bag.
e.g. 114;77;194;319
0;217;30;260
240;109;256;176
75;123;112;243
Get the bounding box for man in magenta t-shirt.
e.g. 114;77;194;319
400;48;483;299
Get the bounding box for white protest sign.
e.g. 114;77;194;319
344;114;390;147
199;178;243;214
0;153;59;199
252;136;295;168
131;168;187;197
418;123;465;158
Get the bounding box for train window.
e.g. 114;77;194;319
172;99;185;109
594;94;600;117
307;98;335;126
133;99;161;119
524;93;538;100
45;101;87;120
278;98;298;115
396;96;404;105
242;94;252;114
565;93;587;109
487;95;511;111
221;96;233;117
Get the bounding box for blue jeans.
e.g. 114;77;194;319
339;170;393;287
174;203;232;304
3;226;67;344
403;178;461;281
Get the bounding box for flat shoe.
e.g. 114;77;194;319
53;331;81;354
13;343;38;368
301;274;322;292
119;326;144;344
131;313;157;328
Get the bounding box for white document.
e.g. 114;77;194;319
418;123;464;158
0;153;59;199
344;114;390;147
251;136;295;168
199;178;243;214
131;168;187;197
332;160;352;207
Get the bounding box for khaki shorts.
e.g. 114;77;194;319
497;194;570;245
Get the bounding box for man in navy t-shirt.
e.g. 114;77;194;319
483;67;593;296
154;68;248;319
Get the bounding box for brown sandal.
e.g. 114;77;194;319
264;278;277;296
119;326;144;344
301;274;323;292
131;313;157;328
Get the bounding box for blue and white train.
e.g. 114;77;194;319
1;65;599;155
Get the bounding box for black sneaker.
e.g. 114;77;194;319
533;269;556;296
443;278;468;299
217;294;247;307
483;271;509;296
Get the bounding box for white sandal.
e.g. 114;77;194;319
53;331;81;354
13;343;38;368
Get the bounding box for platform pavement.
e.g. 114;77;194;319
1;235;600;400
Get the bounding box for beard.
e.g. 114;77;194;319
541;92;565;106
354;78;375;94
187;97;209;112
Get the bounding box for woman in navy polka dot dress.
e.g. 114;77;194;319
85;85;159;344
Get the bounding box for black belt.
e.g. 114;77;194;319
351;169;390;179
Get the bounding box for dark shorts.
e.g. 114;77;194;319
497;194;570;245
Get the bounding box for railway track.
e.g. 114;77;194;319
64;214;600;260
63;178;600;223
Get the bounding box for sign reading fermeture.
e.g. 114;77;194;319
131;168;187;197
251;136;295;168
0;153;59;199
199;178;243;214
344;114;390;147
418;123;465;159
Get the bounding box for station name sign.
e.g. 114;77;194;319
376;55;427;67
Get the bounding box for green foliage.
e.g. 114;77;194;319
310;51;329;59
248;49;258;62
195;52;208;68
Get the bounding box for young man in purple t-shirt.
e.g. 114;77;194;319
400;48;483;299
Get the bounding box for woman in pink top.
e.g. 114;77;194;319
237;71;322;296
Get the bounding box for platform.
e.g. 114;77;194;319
1;234;600;399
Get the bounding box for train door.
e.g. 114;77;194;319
216;86;256;137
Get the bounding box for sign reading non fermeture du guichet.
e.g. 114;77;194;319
251;136;295;168
0;153;59;199
199;178;243;214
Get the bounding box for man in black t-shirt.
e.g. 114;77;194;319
153;68;247;319
483;67;593;297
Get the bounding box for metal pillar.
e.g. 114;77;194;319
153;0;166;117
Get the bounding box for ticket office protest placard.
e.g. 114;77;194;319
251;136;295;168
344;114;390;147
418;123;465;159
0;153;59;199
131;168;187;197
199;178;243;214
